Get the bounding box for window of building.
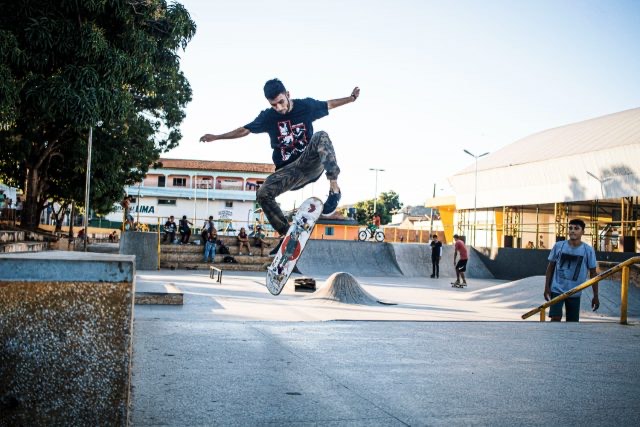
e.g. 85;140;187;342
129;198;137;204
173;177;186;187
225;201;233;208
158;176;166;187
325;226;335;236
158;199;177;205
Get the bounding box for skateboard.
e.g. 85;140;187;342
266;197;323;295
451;282;467;288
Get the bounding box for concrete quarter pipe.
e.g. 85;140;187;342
297;240;494;279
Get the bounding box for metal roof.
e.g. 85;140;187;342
449;108;640;209
455;107;640;175
158;158;275;174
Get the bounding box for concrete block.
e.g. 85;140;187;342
119;231;158;270
135;283;183;305
0;251;136;425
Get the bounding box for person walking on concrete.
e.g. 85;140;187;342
430;234;442;278
200;78;360;255
452;234;468;286
544;218;598;322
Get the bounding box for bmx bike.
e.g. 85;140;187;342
358;226;385;242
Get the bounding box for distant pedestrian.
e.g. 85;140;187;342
429;234;442;278
237;227;252;255
253;225;270;256
538;235;545;249
373;212;381;228
121;196;134;230
203;229;217;263
544;219;598;322
179;215;193;244
163;215;177;243
452;234;468;286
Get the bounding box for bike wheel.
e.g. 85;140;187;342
358;230;368;241
375;231;385;242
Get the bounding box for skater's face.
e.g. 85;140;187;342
268;92;291;114
568;224;584;241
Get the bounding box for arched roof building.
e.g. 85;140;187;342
431;108;640;252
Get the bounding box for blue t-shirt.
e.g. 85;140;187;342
244;98;329;169
548;241;597;297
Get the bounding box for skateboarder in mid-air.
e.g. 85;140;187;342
200;78;360;255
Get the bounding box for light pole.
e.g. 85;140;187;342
83;121;102;251
429;183;436;238
136;180;142;225
587;171;612;199
369;168;385;214
463;149;489;246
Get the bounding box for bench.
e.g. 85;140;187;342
209;265;222;283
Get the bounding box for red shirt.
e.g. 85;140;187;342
455;240;468;260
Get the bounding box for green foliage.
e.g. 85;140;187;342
353;191;403;225
0;0;196;226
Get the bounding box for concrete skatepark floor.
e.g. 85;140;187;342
131;270;640;425
134;270;637;322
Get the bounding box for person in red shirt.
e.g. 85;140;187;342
453;234;468;286
373;212;381;228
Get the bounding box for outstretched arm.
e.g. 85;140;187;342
327;87;360;110
200;127;250;143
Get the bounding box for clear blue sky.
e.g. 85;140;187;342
167;0;640;209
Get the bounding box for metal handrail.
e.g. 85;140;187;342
521;256;640;324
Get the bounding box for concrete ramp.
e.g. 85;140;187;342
298;240;403;277
298;240;494;279
390;243;494;278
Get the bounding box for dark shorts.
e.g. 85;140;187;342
455;259;468;272
549;292;581;321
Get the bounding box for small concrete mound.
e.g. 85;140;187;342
306;272;394;305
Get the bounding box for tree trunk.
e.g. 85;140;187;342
69;201;75;239
53;204;68;233
20;166;46;229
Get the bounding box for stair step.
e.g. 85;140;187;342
160;262;269;272
160;253;272;264
0;241;49;253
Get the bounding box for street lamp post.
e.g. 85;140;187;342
369;168;385;214
83;121;102;251
429;183;436;238
587;171;612;199
463;149;489;246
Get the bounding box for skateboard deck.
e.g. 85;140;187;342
451;282;467;288
266;197;323;295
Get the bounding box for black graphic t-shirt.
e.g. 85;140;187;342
244;98;329;169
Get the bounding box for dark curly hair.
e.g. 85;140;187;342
263;78;286;100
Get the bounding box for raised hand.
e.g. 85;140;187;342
351;86;360;101
199;134;218;143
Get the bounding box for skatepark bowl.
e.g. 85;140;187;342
126;240;640;425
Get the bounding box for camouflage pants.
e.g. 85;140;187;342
257;130;340;236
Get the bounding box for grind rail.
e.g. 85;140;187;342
522;256;640;324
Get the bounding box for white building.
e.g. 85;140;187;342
105;158;274;230
438;107;640;251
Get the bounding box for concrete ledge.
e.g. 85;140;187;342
135;283;183;305
0;252;136;425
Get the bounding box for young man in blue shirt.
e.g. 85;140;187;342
200;79;359;254
544;218;599;321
